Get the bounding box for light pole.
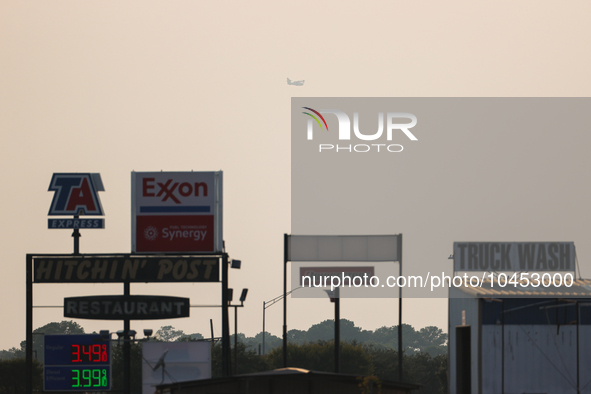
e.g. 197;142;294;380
223;255;243;377
228;288;248;375
262;287;302;356
324;287;340;373
101;328;151;393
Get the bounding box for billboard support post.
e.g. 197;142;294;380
124;281;131;394
285;234;402;377
221;252;230;376
398;234;403;381
26;254;33;394
283;233;288;368
262;301;266;355
334;288;340;373
72;215;80;255
234;306;238;375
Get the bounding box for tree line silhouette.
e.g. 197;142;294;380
0;320;447;394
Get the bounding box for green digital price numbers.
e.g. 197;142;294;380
71;368;108;388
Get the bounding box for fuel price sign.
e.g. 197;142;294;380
44;334;111;391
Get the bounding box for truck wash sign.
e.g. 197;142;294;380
132;171;223;253
453;242;576;272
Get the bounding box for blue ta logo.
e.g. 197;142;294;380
48;173;105;216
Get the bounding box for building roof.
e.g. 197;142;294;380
236;367;320;377
158;368;421;394
452;276;591;298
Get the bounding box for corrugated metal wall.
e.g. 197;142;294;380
481;325;591;394
449;296;591;394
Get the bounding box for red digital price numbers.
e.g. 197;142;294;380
70;344;108;363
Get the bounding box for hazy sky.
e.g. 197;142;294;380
1;1;590;351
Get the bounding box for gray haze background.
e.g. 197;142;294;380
1;1;591;351
291;98;590;299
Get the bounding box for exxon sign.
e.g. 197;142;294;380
131;171;223;254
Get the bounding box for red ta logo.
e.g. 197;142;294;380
48;173;105;216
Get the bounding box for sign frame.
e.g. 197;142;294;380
26;251;230;394
33;255;220;283
44;334;112;392
287;235;400;262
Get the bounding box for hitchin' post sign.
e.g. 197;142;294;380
131;171;223;253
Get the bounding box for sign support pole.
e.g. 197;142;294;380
234;306;238;375
334;287;340;373
222;252;230;376
72;215;80;255
398;234;403;381
283;233;288;368
26;254;33;394
262;301;266;355
124;281;131;394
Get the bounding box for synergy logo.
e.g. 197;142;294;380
161;225;208;242
48;173;105;216
136;215;214;252
143;224;207;243
144;226;159;241
302;107;418;153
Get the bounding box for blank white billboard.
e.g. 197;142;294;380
287;235;400;262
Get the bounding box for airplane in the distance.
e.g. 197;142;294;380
287;78;304;86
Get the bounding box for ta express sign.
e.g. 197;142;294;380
132;171;223;253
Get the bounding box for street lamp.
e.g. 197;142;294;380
99;330;111;341
240;288;248;303
113;329;143;343
229;287;248;375
262;287;302;355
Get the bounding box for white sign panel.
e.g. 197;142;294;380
287;235;400;262
453;242;576;272
132;171;223;253
142;341;211;394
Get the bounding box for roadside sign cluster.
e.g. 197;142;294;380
39;171;225;390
